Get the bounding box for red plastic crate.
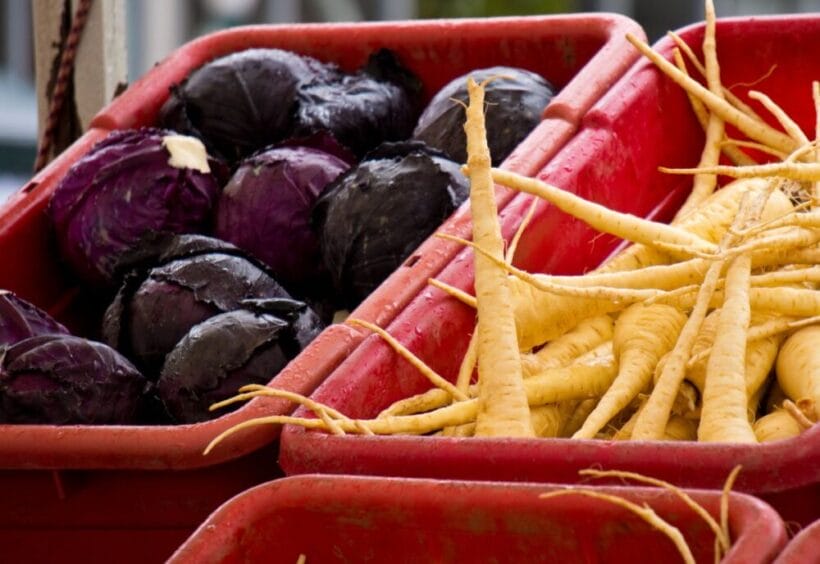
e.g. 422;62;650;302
774;519;820;564
0;14;643;562
168;474;787;563
0;16;646;562
279;14;820;528
90;14;645;329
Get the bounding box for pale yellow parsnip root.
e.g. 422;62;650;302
574;304;686;439
698;191;767;443
631;186;768;441
775;324;820;419
521;314;613;377
686;312;784;403
464;77;533;438
753;409;804;442
674;0;725;219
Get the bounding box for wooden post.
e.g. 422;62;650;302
32;0;126;164
73;0;127;130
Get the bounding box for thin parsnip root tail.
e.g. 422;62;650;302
721;465;742;549
489;168;718;258
674;0;725;220
625;32;798;155
464;77;533;438
665;29;765;123
347;318;468;401
579;467;729;554
428;277;476;308
660;162;820;182
539;489;696;564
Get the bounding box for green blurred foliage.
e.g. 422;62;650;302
418;0;576;18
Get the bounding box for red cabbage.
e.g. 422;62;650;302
214;140;352;295
0;334;148;424
413;66;555;165
158;298;321;423
48;128;225;287
293;49;422;157
313;141;469;308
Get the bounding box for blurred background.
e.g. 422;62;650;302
2;0;819;200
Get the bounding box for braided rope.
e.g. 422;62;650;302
34;0;94;172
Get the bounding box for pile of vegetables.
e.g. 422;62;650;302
206;0;819;448
1;44;555;425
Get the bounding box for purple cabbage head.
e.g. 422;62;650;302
413;66;554;166
214;137;352;295
0;334;148;424
48;128;225;287
102;235;324;378
158;48;334;162
292;49;422;158
313;141;469;309
0;292;69;347
158;298;320;423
